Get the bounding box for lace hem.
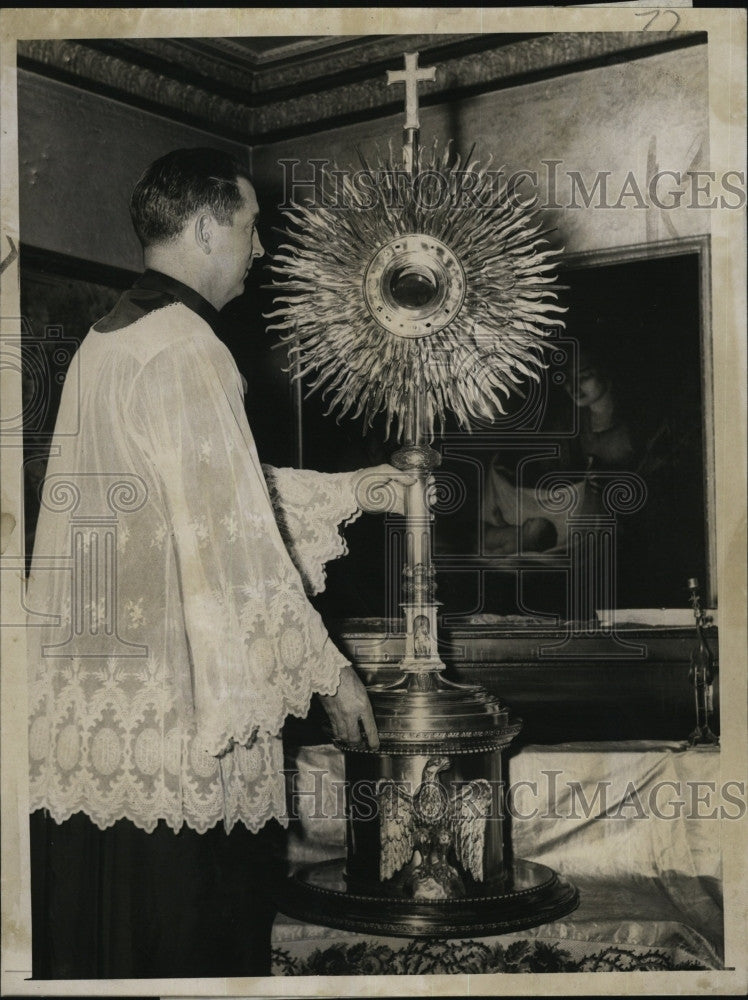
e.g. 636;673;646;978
29;798;291;836
28;639;347;835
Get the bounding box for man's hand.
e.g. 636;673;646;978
353;463;416;516
319;664;380;749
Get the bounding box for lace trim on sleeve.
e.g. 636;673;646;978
262;466;362;595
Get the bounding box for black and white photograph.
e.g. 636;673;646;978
0;6;746;997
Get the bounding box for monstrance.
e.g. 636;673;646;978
268;53;579;936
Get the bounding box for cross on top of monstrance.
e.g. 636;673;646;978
386;51;436;174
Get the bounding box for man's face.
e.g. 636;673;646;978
211;177;264;306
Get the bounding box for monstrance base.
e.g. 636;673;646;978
273;858;579;939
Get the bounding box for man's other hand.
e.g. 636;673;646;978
353;464;416;516
319;665;380;749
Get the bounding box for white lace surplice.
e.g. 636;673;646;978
27;303;360;834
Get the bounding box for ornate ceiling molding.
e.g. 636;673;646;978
121;35;483;94
18;38;253;138
18;30;705;145
241;34;508;93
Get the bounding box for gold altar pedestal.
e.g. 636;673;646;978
275;674;579;938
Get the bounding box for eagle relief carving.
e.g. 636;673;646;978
376;756;493;900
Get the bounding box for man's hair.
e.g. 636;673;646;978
129;147;253;248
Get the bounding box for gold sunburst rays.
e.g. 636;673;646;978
264;141;566;441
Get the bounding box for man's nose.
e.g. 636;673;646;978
253;234;265;259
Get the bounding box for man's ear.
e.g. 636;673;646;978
195;213;213;255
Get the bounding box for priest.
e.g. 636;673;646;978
26;147;410;979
